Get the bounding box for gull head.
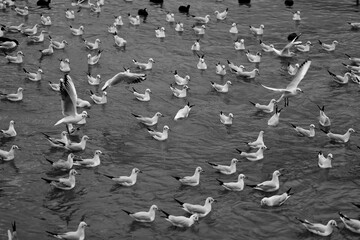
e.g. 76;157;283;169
191;214;199;222
273;170;281;177
17;51;24;56
163;125;170;131
70;169;78;176
260;146;268;151
310;124;315;129
183;85;190;90
260;24;265;29
79;221;88;229
238;174;246;180
18;87;24;93
65;58;70;63
38;68;44;74
133;168;142;174
145;88;152;94
206;197;216;204
296;88;303;93
328;220;338;228
231;158;238;164
270;99;277;104
95;150;102;155
348;128;355;134
155;112;163;117
306;41;312;45
226;81;232;85
95;39;101;43
333;40;339;45
10;120;15;125
81;111;89;118
148;58;155;63
229;113;234;118
327;153;333;159
196;166;204;173
82;135;89;141
79;26;84;30
232;23;236;27
68;153;75;159
151;205;159;211
260;198;268;206
11;145;20;150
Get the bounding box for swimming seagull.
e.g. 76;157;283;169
49;36;68;49
245;130;266;148
295;218;338;236
261;188;293;206
165;12;175;22
259;40;273;52
215;63;226;75
172;166;204;186
245;50;261;63
249;99;276;113
65;135;89;151
130;87;152;101
170;84;189;98
236;146;267;161
215;8;228;20
173;197;216;218
193;14;210;24
1;120;16;137
338;212;360;234
0;37;19;50
292;10;301;21
45;153;74;170
114;16;123;26
41;169;78;190
175;22;184;32
132;112;162;126
191;39;200;51
234;38;245;50
236;68;259;79
1;87;24;101
196;54;207;69
23;67;43;81
42;131;69;148
321;128;355;143
59;58;71;72
327;70;351;84
128;14;140;25
122;205;158;223
174;102;194;120
0;145;19;161
160;210;199;227
227;60;245;73
211;80;231;93
173;70;190;85
229;23;238;34
318;40;338;52
83;38;100;50
28;30;47;43
73;150;103;167
147;125;169;141
14;6;29;16
5;51;24;64
249;24;264;35
246;170;281;192
70;25;84;36
267;105;283;126
219;111;233;125
348;22;360;29
344;53;360;65
41;15;52;26
317;105;331;128
155;27;165;38
217;174;246;191
133;58;155;70
342;62;360;72
207;158;238;175
101;69;146;91
318;151;333;168
6;23;25;33
7;221;16;240
46;221;88;240
113;32;127;48
103;167;142;186
39;43;54;56
287;63;299;75
271;34;301;57
108;23;117;34
262;59;311;106
89;90;107;104
87;72;101;85
65;8;75;19
21;24;38;36
54;75;88;126
295;41;312;52
87;50;102;65
290;123;315;137
192;25;206;35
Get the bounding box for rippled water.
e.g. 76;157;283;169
1;0;360;239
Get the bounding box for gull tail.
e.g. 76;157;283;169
41;132;51;139
286;187;294;196
320;128;329;134
45;231;58;236
122;209;132;215
338;212;350;220
41;177;53;183
173;198;185;206
216;178;224;185
249;101;256;106
45;157;54;164
131;113;140;118
327;70;336;77
318;40;323;45
246;184;257;188
206;161;217;167
172;176;181;181
103;174;115;179
23;68;29;74
290;123;297;129
295;217;307;224
352;202;360;208
160;209;170;218
345;53;351;58
235;148;242;154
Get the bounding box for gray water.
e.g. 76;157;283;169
1;0;360;239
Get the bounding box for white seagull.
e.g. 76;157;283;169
211;81;231;93
295;218;338;236
246;170;281;192
220;111;233;125
174;102;194;120
73;150;103;167
69;25;84;36
217;174;246;191
173;197;216;217
45;153;74;170
322;128;355;143
160;210;199;228
59;58;71;72
267;105;283;126
46;221;88;240
122;205;158;222
173;70;190;85
5;51;24;64
215;8;228;20
295;41;312;52
229;23;238;34
259;40;274;52
113;32;127;48
193;14;210;24
245;130;266;148
261;188;293;207
83;38;101;50
249;99;276;113
290;123;315;137
1;120;16;137
89;90;107;104
0;145;19;161
42;131;69;148
65;8;75;19
287;63;299;75
133;58;154;70
191;39;200;51
101;69;146;91
175;22;184;32
215;63;226;75
318;40;338;52
132;112;162;126
249;24;264;35
147;125;169;141
207;158;238;175
196;54;207;69
87;50;102;65
234;38;245;50
87;73;101;85
155;27;165;38
172;166;204;186
236;146;267;161
1;87;24;102
318;151;333;168
170;84;189;98
130;87;151;101
292;11;301;21
192;25;206;35
317;105;331;127
339;212;360;234
23;67;43;81
245;50;261;63
327;70;351;84
65;135;89;152
7;221;16;240
41;169;78;190
103;167;142;186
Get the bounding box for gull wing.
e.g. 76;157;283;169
117;176;133;183
256;180;276;191
261;84;287;93
286;59;312;90
102;71;146;91
281;34;301;54
185;204;206;214
60;75;77;117
132;211;151;221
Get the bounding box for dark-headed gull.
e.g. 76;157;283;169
295;218;338;236
46;221;88;240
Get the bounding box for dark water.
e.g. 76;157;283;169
1;0;360;239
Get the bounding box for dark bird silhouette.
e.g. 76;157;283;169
37;0;51;9
178;4;190;14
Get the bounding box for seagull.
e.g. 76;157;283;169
249;24;264;35
295;41;312;52
87;50;102;65
236;68;260;79
23;67;43;81
207;158;238;175
5;51;24;64
1;120;16;137
175;22;184;32
192;25;206;35
236;146;267;161
28;30;47;43
211;81;231;93
172;166;204;186
114;16;123;26
170;84;189;98
245;50;261;63
327;70;351;84
160;210;199;227
344;53;360;65
6;23;25;33
342;62;360;72
220;111;233;125
318;151;333;168
321;128;355;143
155;27;165;38
21;24;38;36
262;59;312;106
174;102;194;120
59;58;71;72
65;135;89;151
193;14;210;24
128;14;140;26
45;153;74;170
261;188;293;207
41;169;79;190
259;40;273;52
132;112;162;126
173;70;190;85
48;81;60;91
290;123;315;137
271;34;301;57
267;105;283;126
7;221;17;240
216;174;246;191
108;23;117;34
76;97;91;108
318;40;338;51
165;12;175;22
196;54;207;69
83;38;100;50
101;69;146;91
131;87;152;101
133;58;155;70
246;170;281;192
54;75;89;126
87;73;101;85
0;145;19;161
190;39;201;52
234;38;245;50
229;23;238;34
173;197;216;218
65;8;75;19
317;105;331;128
287;63;299;75
147;125;169;141
215;8;228;20
348;22;360;29
215;63;226;75
73;150;103;167
46;221;88;240
0;37;19;50
14;6;28;16
249;99;276;113
39;43;54;56
89;90;107;104
122;205;158;223
1;87;24;101
70;25;84;36
339;212;360;234
245;130;266;148
292;10;301;21
103;167;141;186
295;218;338;236
42;131;69;148
227;60;245;73
40;15;52;25
113;32;127;48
